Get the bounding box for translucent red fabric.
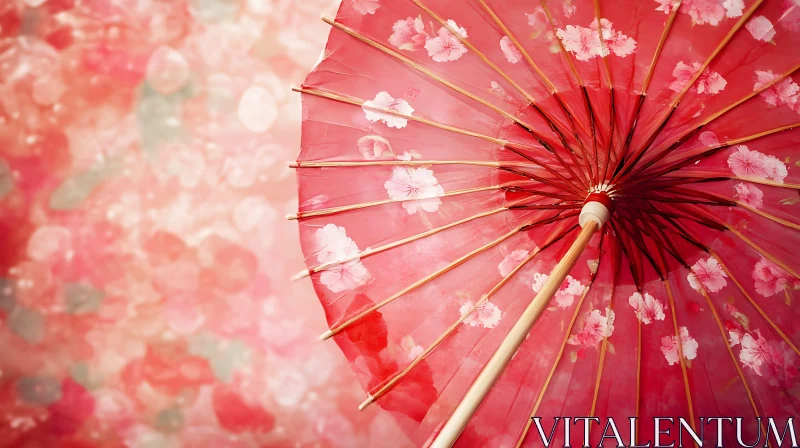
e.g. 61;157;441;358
294;0;800;445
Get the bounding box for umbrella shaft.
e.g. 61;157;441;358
430;221;599;448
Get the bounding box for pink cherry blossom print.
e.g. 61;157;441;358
357;135;393;160
762;154;788;183
688;257;728;293
727;145;770;179
320;261;372;293
425;24;468;62
527;8;548;29
567;308;615;348
734;183;764;208
500;36;523;64
746;16;776;42
389;16;428;51
739;330;778;376
661;327;699;365
723;0;744;17
754;70;800;109
669;61;727;95
556;25;602;61
532;273;585;308
564;4;577;17
591;19;637;57
498;250;530;278
460;301;502;329
384;167;445;214
654;0;681;14
699;131;720;147
362;92;415;129
681;0;726;26
352;0;380;15
314;224;371;292
628;292;666;324
752;257;799;297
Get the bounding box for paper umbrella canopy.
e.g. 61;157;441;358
290;0;800;445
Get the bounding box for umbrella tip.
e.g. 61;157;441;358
321;15;334;25
286;213;299;221
288;161;299;168
319;329;335;341
291;269;311;281
290;85;302;93
358;395;375;411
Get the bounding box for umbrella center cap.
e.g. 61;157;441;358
580;188;613;228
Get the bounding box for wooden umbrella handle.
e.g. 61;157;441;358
430;220;599;448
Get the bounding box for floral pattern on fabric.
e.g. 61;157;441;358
567;308;615;348
727;145;788;183
734;182;764;208
669;61;727;95
315;224;371;292
661;326;699;365
384;167;445;214
362;92;415;129
556;19;636;61
532;273;586;308
752;257;800;298
459;301;502;329
688;257;728;293
628;292;666;324
498;250;530;278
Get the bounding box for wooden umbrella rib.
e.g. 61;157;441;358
657;171;800;190
711;252;800;358
320;16;561;150
723;225;800;281
537;1;599;187
361;239;543;410
359;222;578;410
295;203;516;281
287;184;505;220
614;0;768;182
293;87;513;147
320;212;576;340
589;277;616;421
633;122;800;183
409;0;578;151
611;0;683;179
697;287;768;441
515;274;599;447
662;273;699;440
622;62;800;181
474;0;593;139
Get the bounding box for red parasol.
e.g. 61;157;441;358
291;0;800;446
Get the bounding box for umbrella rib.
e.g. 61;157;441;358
286;183;506;221
588;272;616;420
294;86;586;193
695;191;800;231
659;251;699;438
619;62;800;183
696;286;770;442
320;16;564;151
637;122;800;180
722;225;800;281
658;171;800;190
474;0;594;141
614;0;769;182
320;212;575;340
295;201;530;281
539;0;600;186
292;87;515;148
358;223;577;410
710;251;800;358
409;0;581;154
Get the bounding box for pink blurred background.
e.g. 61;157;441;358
0;0;412;446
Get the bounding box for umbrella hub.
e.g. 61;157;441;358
580;189;613;228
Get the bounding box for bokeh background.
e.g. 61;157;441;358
0;0;412;446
